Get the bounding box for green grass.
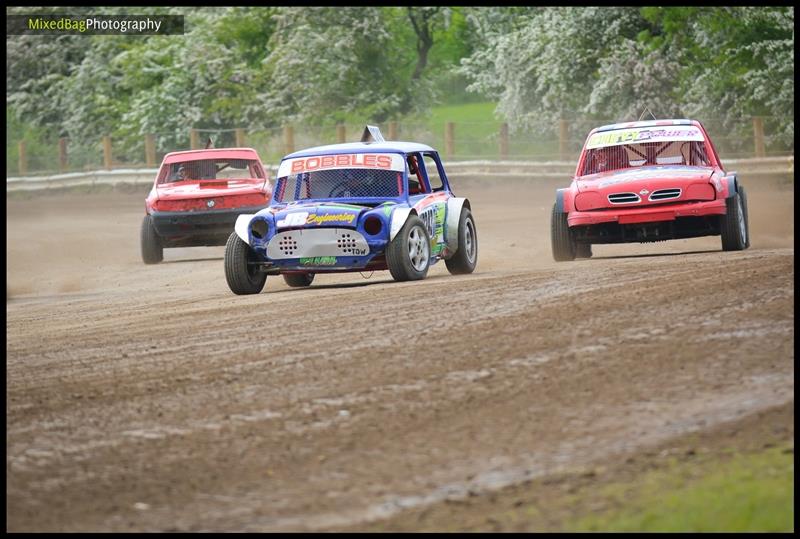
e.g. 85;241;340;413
426;101;502;132
573;445;794;532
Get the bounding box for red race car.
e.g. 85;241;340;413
141;148;272;264
551;119;750;261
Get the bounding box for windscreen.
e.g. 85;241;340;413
274;168;403;202
582;126;710;176
159;159;264;183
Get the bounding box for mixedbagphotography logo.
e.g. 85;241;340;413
7;14;184;35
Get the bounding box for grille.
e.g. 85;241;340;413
277;237;298;256
648;188;682;201
608;192;640;204
267;228;370;260
337;233;359;254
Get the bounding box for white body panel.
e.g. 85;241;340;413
586;126;705;149
277;153;405;178
266;228;370;259
389;207;414;241
445;197;467;254
234;214;255;244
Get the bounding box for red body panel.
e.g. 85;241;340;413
145;148;272;214
562;120;733;227
568;198;727;227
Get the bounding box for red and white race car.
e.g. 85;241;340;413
551;119;750;260
141;148;272;264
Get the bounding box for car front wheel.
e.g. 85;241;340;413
720;186;749;251
224;232;267;295
551;204;577;261
386;215;431;282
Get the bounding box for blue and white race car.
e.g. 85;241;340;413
223;126;477;294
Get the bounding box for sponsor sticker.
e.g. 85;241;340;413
587;127;704;149
277;153;405;177
306;213;356;226
277;212;309;227
299;256;337;266
277;210;357;227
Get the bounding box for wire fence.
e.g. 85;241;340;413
7;116;793;177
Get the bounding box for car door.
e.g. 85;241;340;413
412;152;450;256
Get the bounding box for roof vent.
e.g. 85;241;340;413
360;125;385;144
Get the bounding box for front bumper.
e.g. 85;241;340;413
253;227;389;272
567;199;727;227
151;205;268;244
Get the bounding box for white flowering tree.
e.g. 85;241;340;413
459;7;647;132
459;6;794;150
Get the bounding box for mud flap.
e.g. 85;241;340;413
389;207;414;241
445;197;469;255
234;214;254;245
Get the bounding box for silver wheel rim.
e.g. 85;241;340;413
737;196;747;243
465;217;476;263
408;225;429;272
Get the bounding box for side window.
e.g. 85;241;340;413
422;154;444;192
407;153;426;194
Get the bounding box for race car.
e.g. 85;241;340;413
551;118;750;261
223;126;477;294
141;148;272;264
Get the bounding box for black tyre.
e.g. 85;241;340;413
140;215;163;264
224;232;267;295
720;185;749;251
445;207;478;275
576;243;593;259
551;204;577;261
386;215;431;281
740;184;750;249
283;273;315;287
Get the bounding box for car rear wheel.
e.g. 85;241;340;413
576;243;593;259
386;215;431;281
740;184;751;249
224;232;267;295
445;207;478;275
551;204;577;261
720;186;749;251
140;215;163;264
283;273;315;287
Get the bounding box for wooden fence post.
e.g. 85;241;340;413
559;119;569;161
145;134;156;167
235;128;245;147
388;121;398;140
18;141;27;176
752;116;766;158
190;128;199;150
59;137;68;173
284;125;294;155
103;136;113;170
336;124;346;143
499;123;509;160
445;121;454;160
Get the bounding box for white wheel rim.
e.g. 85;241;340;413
408;225;429;271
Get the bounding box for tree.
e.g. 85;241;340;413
459;6;794;150
256;7;411;123
460;7;647;131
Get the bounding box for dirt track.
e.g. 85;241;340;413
6;176;795;531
